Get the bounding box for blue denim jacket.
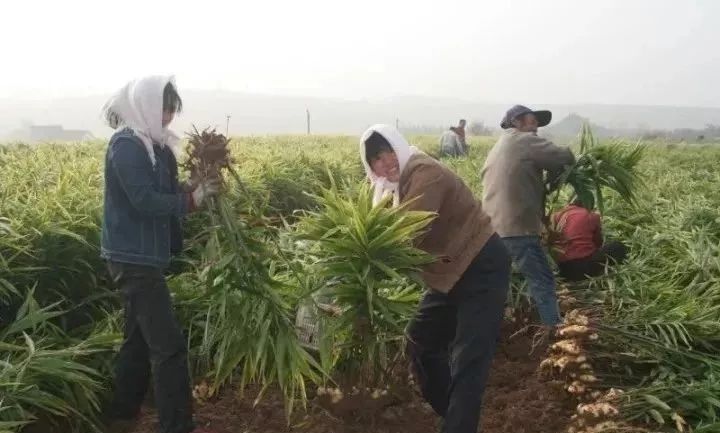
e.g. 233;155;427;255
101;128;190;268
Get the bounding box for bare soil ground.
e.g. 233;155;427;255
132;323;574;433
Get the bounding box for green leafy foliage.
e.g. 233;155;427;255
295;181;434;387
549;123;645;214
174;133;323;418
0;291;118;433
2;133;720;433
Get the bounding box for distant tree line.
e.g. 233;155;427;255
400;120;494;136
397;116;719;143
640;124;720;142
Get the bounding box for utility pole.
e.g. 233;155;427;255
225;115;231;137
395;118;399;130
306;108;311;135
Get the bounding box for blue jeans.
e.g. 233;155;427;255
406;234;511;433
502;236;561;326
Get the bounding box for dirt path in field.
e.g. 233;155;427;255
130;323;573;433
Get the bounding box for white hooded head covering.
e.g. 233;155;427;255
360;124;419;207
102;75;181;166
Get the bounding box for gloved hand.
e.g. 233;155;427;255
191;178;221;208
180;174;200;193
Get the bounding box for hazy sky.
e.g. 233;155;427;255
2;0;718;107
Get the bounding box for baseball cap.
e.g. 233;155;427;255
500;105;552;129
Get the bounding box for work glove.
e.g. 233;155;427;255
191;178;221;208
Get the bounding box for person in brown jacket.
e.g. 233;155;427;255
360;124;511;433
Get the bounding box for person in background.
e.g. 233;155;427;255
481;105;575;328
361;124;510;433
552;198;629;281
453;119;467;152
101;75;219;433
439;120;467;157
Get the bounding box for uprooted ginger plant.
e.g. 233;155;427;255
173;127;322;420
184;126;232;181
543;123;645;256
293;181;435;417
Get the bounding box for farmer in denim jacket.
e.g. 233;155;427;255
100;75;219;433
481;105;575;330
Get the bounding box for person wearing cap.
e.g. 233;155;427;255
361;124;511;433
481;105;575;327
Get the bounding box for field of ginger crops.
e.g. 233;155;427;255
1;135;720;433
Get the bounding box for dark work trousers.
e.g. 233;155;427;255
557;240;629;282
106;262;195;433
406;234;511;433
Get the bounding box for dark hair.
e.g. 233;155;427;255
104;107;121;128
163;82;183;114
572;196;595;210
364;131;394;163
